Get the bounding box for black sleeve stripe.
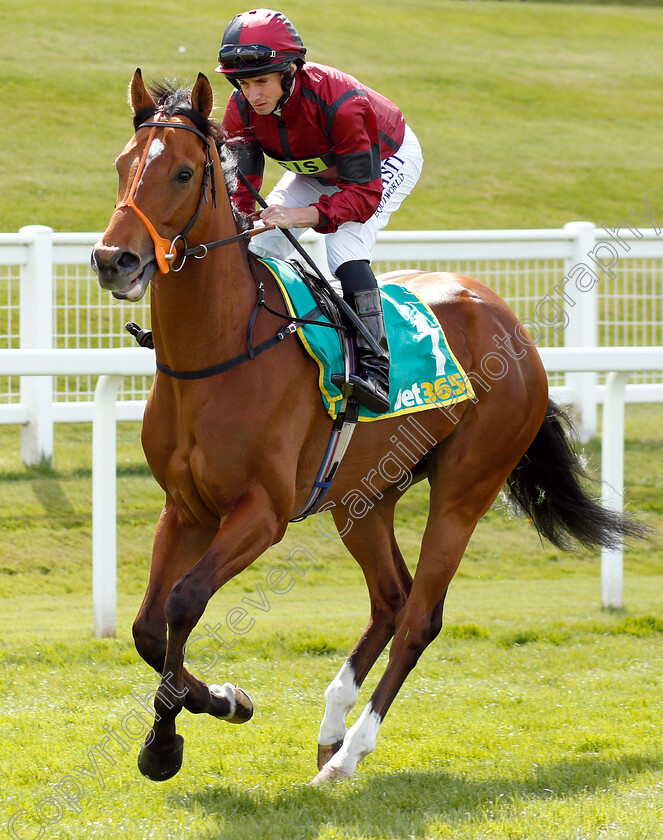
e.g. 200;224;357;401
336;144;381;184
236;144;265;177
300;85;331;128
300;84;368;138
378;130;401;153
233;89;251;128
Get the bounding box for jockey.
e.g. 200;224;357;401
216;8;423;414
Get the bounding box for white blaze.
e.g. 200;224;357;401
136;138;165;193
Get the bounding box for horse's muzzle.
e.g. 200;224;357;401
91;243;156;300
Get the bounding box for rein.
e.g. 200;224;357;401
235;170;384;359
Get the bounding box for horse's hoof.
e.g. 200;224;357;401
137;734;184;781
227;686;254;723
228;685;253;723
209;683;254;724
308;764;351;786
317;740;344;770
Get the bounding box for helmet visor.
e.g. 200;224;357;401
218;43;278;69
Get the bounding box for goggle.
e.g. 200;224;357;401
218;44;278;68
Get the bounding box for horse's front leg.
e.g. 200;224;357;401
137;487;281;781
132;498;253;726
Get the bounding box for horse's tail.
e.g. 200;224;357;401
504;399;650;551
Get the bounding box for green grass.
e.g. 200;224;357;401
2;583;663;839
2;1;663;232
0;406;661;838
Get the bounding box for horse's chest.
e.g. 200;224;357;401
149;431;244;527
197;442;244;506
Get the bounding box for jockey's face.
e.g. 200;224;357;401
237;72;284;115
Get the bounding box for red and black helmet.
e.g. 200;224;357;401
215;9;306;80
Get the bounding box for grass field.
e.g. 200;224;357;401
0;405;661;839
2;0;663;232
2;579;663;840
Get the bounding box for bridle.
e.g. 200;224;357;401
117;114;265;273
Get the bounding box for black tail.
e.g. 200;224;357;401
505;399;650;551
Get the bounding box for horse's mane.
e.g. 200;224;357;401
133;79;240;202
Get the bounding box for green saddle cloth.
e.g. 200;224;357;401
259;257;475;422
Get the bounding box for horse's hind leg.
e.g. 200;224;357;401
311;425;532;785
317;497;412;769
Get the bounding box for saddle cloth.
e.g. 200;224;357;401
259;257;475;422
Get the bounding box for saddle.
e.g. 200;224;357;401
284;260;344;330
258;256;474;422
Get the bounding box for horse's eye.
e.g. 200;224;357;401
176;169;193;183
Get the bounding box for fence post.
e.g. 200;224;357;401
19;225;54;465
92;374;122;638
562;222;598;442
601;371;628;609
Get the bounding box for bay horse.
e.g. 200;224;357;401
91;70;641;785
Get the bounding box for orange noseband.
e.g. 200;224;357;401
116;121;177;274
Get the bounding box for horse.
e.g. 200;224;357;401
91;70;643;785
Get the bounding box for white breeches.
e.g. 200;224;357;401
248;124;423;276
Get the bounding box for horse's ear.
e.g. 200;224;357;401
191;73;214;119
129;68;156;115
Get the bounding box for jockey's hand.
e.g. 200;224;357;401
252;204;320;230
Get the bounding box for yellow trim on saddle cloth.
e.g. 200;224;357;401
378;293;476;423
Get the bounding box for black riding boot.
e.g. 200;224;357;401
334;261;391;415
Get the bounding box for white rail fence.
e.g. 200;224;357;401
1;346;660;636
1;219;662;462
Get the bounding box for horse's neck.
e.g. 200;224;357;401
149;226;256;371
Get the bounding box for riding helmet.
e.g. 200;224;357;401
215;9;307;81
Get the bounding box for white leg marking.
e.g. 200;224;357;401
318;661;359;746
326;704;382;776
209;682;236;719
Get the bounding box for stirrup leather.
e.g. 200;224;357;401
334;288;391;415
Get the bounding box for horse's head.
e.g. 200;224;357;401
92;69;224;300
